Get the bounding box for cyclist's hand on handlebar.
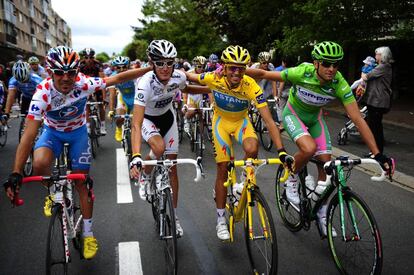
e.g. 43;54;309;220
374;153;395;179
4;172;22;201
278;149;295;172
129;154;143;179
108;110;115;119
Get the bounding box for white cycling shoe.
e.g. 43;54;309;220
216;222;230;241
175;218;184;237
317;206;337;237
285;175;300;205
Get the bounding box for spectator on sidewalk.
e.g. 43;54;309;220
362;46;393;154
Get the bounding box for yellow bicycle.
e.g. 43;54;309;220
224;157;289;275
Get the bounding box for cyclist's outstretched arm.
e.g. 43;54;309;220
246;68;283;82
344;101;379;155
107;86;117;113
13;119;42;173
182;84;211;94
4;87;17;114
105;67;152;87
258;105;284;150
185;72;200;84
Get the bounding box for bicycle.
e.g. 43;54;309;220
172;98;184;143
223;157;289;275
275;156;387;274
0;114;8;147
87;101;103;158
141;157;203;275
247;99;278;152
185;105;212;159
113;114;133;161
12;143;94;275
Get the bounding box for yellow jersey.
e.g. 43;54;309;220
198;72;267;121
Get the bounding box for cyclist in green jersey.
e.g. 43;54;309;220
246;41;394;236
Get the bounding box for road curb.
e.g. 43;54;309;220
281;132;414;192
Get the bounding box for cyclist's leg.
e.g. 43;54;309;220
33;126;63;176
234;117;259;160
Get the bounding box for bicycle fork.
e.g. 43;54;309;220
336;167;361;242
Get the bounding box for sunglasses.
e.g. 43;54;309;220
116;65;127;70
227;65;246;73
260;62;269;65
154;60;175;68
195;65;204;69
51;69;78;77
320;61;340;68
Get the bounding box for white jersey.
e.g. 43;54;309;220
27;73;106;132
134;70;187;116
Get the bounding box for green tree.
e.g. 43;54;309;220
122;39;149;61
133;0;226;59
95;52;110;63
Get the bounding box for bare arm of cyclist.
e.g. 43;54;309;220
246;68;283;82
108;86;117;113
130;104;146;178
12;119;42;174
5;87;17;114
185;72;200;83
257;105;284;150
105;67;152;87
182;84;211;94
344;101;380;155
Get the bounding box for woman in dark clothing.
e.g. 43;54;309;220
362;46;393;154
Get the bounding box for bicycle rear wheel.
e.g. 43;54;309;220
0;124;7;147
244;188;278;275
46;205;68;275
18;118;25;142
327;190;382;275
89;119;98;159
162;188;178;275
259;119;273;151
195;123;203;158
274;165;303;231
176;109;184;143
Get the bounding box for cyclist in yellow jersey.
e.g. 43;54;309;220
186;45;293;240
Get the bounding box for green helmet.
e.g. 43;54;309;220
311;41;344;62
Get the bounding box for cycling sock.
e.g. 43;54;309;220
100;121;106;128
82;218;93;237
317;204;328;219
217;208;226;224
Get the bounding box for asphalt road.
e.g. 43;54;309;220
0;114;413;275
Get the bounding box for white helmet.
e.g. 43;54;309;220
147;39;177;61
111;56;130;66
12;61;31;82
258;51;271;63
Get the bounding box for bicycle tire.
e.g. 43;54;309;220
259;119;273;151
274;165;303;232
89;119;98;159
70;191;83;256
327;190;383;275
163;187;178;275
190;120;196;152
23;149;33;176
244;187;278;275
176;109;184;144
46;205;68;275
204;112;213;142
195;123;203;158
0;124;7;147
124;129;132;160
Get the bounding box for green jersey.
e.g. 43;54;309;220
280;62;355;113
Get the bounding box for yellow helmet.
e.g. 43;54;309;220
221;45;250;65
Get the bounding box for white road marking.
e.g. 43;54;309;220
118;242;143;275
117;148;133;203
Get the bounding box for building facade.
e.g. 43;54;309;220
0;0;71;64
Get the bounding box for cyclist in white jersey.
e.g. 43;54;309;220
4;46;152;259
129;40;209;237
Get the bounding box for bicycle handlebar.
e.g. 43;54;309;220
322;158;386;183
140;157;204;182
13;174;88;207
224;158;289;187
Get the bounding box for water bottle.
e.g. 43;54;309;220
305;175;316;199
312;180;329;202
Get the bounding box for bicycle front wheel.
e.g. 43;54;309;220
195;124;203;158
274;165;303;231
244;188;278;275
46;205;68;275
327;190;383;275
162;188;178;275
23;149;33;176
